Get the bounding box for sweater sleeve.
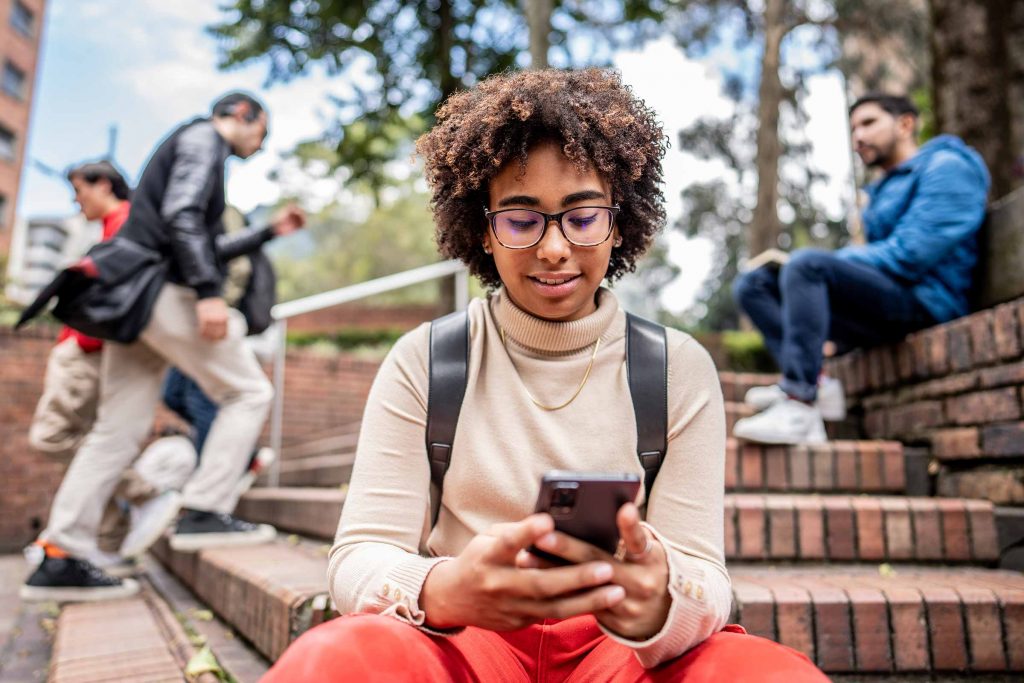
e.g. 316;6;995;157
596;336;732;667
327;323;453;629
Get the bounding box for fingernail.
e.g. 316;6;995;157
592;563;613;582
537;533;557;548
607;586;626;604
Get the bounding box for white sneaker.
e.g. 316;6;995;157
816;376;847;421
733;398;828;445
743;377;846;421
232;447;277;500
119;490;183;558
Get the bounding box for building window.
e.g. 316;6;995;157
2;62;26;100
0;125;15;161
10;1;34;37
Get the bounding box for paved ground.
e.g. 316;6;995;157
0;554;53;682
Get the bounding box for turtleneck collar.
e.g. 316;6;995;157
491;287;619;354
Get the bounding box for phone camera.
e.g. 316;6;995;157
550;483;578;516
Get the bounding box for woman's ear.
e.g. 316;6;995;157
483;232;493;255
612;226;622;248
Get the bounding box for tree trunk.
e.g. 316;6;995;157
929;0;1024;200
750;0;786;256
524;0;552;69
438;0;457;99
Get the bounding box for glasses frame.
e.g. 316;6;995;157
484;204;620;249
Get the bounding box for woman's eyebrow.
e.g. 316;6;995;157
496;189;607;209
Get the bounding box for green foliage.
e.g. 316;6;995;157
271;181;442;302
721;329;776;372
911;87;936;143
209;1;669;199
287;327;406;350
670;0;927;330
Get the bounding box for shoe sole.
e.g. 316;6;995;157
119;494;183;559
168;525;276;552
102;562;139;579
19;578;140;603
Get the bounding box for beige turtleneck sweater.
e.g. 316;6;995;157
329;288;731;667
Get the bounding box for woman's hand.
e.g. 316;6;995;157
420;513;626;631
517;503;671;640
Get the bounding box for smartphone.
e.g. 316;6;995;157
529;471;642;564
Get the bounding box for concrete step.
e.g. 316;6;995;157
730;565;1024;675
0;555;53;683
236;488;999;565
259;453;355;488
47;586;203;683
149;538;334;662
150;540;1024;675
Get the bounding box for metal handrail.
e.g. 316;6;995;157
266;259;470;485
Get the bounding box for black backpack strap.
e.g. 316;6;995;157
625;313;668;502
426;310;470;526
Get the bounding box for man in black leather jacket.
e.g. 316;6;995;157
23;92;306;603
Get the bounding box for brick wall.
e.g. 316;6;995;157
0;324;382;552
286;303;442;334
826;297;1024;504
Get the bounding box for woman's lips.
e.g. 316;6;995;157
528;273;582;297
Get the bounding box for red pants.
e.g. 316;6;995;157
262;615;829;682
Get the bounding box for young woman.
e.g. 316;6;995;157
264;68;828;682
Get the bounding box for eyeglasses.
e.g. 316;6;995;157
484;205;620;249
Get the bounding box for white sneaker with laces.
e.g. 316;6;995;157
119;490;183;558
733;398;828;445
743;377;846;421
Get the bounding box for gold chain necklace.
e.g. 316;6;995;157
500;328;601;411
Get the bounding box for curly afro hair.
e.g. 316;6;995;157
416;68;668;289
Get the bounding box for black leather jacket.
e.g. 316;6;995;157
118;119;238;299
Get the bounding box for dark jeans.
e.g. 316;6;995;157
732;248;934;402
162;366;218;455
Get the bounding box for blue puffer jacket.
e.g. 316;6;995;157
838;135;990;323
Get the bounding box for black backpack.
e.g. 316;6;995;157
425;310;668;524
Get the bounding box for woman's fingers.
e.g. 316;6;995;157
486;514;554;564
514;583;626;621
616;503;652;561
512;561;614;600
532;530;610;565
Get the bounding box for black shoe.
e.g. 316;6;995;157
20;555;140;602
168;508;276;551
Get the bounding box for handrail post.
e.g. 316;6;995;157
269;318;287;487
454;269;469;311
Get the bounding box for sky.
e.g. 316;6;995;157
17;0;854;314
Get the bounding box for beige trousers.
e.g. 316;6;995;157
29;338;101;456
42;283;273;558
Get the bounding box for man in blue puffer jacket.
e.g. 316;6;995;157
733;93;991;445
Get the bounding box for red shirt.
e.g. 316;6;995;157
57;201;131;353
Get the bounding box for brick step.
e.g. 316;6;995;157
236;488;998;565
144;555;270;682
718;371;779;402
730;565;1024;674
48;585;199;683
726;438;907;493
235;487;346;539
150;538;333;662
259;439;907;495
258;453;356;488
724;401;756;433
150;540;1024;676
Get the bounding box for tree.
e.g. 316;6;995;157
668;0;928;329
929;0;1024;199
210;1;669;198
